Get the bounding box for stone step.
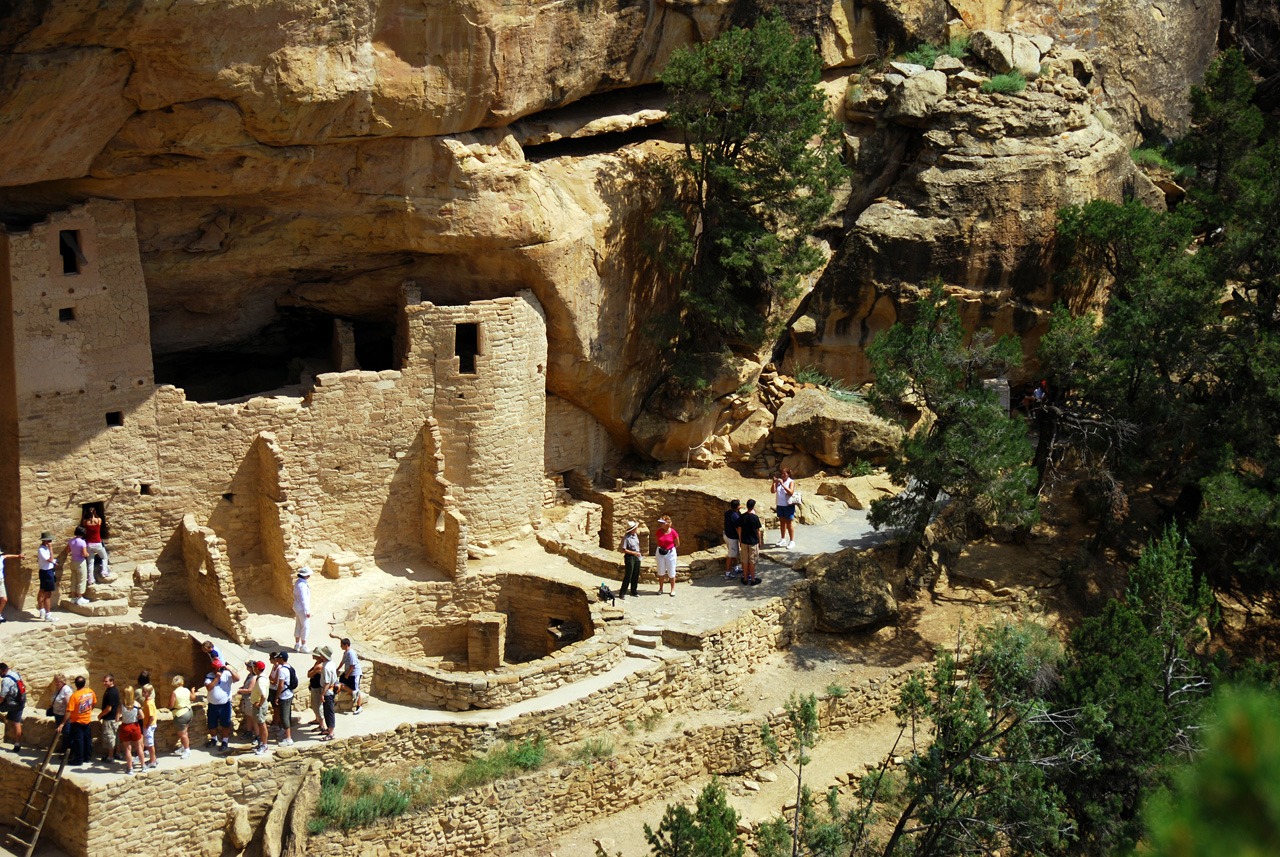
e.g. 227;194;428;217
85;581;132;601
633;625;662;638
624;645;656;660
600;608;625;622
628;635;659;649
63;598;129;617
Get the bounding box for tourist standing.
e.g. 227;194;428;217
653;516;679;596
36;533;57;621
140;683;158;769
249;661;270;755
169;676;192;759
98;674;120;763
81;508;112;582
204;660;238;753
65;676;95;766
306;653;324;728
723;500;742;580
47;673;71;737
338;638;364;714
67;527;91;606
0;547;25;623
293;567;312;652
771;468;797;550
619;521;642;599
0;664;26;752
313;646;338;742
738;499;763;586
273;652;295;746
119;686;143;775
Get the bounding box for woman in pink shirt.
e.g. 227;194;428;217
654;516;680;597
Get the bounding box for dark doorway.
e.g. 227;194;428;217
353;320;397;372
80;502;108;539
455;323;479;374
59;230;84;275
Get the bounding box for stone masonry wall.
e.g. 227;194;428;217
2;203;553;606
545;393;615;481
179;514;252;643
415;293;547;543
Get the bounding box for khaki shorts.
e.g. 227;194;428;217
742;544;760;566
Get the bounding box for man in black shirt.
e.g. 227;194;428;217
723;499;742;579
737;499;763;586
99;673;121;762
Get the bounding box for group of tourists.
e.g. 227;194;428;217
0;635;365;774
616;468;801;595
0;509;113;624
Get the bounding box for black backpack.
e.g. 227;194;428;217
286;664;298;692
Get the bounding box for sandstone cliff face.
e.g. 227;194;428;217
0;1;1222;459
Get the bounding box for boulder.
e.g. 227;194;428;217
728;407;773;462
775;389;901;467
933;55;965;74
226;803;252;852
970;30;1015;74
817;475;896;510
1009;34;1042;78
803;548;898;632
885;69;949;126
780;452;822;478
795;495;842;526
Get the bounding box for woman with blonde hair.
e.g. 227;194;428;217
140;684;158;770
119;686;144;775
169;676;192;759
653;515;680;597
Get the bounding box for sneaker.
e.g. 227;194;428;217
180;748;191;759
750;578;762;586
352;705;362;715
280;738;294;746
788;540;796;550
220;742;230;753
12;744;21;754
733;565;743;574
251;737;261;748
75;597;90;606
126;767;136;776
297;644;309;653
145;761;158;770
254;745;268;755
46;613;56;623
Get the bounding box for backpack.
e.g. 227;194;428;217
286;665;299;692
15;677;25;703
597;583;615;605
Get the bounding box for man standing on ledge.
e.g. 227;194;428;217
293;566;312;653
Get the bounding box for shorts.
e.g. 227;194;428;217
340;675;360;692
143;724;156;748
742;544;760;566
207;701;231;731
278;697;293;730
39;571;57;592
120;722;142;743
253;702;270;723
100;719;119;750
724;537;739;559
173;710;193;729
0;699;24;722
777;505;796;520
655;551;677;579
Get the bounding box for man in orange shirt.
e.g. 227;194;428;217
64;676;96;765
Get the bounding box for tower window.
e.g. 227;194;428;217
455;323;480;374
59;230;86;275
59;307;75;322
105;411;123;427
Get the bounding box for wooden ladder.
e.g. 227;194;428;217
5;739;70;857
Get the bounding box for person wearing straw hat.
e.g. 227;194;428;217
292;566;312;652
36;532;58;621
619;521;642;599
312;646;338;741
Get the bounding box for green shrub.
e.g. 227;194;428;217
1131;147;1197;180
982;71;1027;94
641;710;665;732
572;736;615;764
797;364;865;405
452;735;552;793
312;767;413;833
943;35;970;58
841;459;876;477
825;682;848;698
901;44;941;67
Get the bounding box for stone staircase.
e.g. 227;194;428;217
64;576;131;617
625;625;664;660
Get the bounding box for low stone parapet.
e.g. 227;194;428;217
536;531;727;583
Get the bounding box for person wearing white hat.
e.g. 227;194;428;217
619;521;642;599
292;567;312;652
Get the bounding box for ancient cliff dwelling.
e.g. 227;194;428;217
1;2;1278;856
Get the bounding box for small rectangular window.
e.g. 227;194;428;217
139;484;153;496
455;323;480;374
59;230;86;275
59;307;75;322
105;411;123;427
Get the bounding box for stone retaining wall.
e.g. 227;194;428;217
333;572;631;711
311;668;916;857
536;530;728;584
